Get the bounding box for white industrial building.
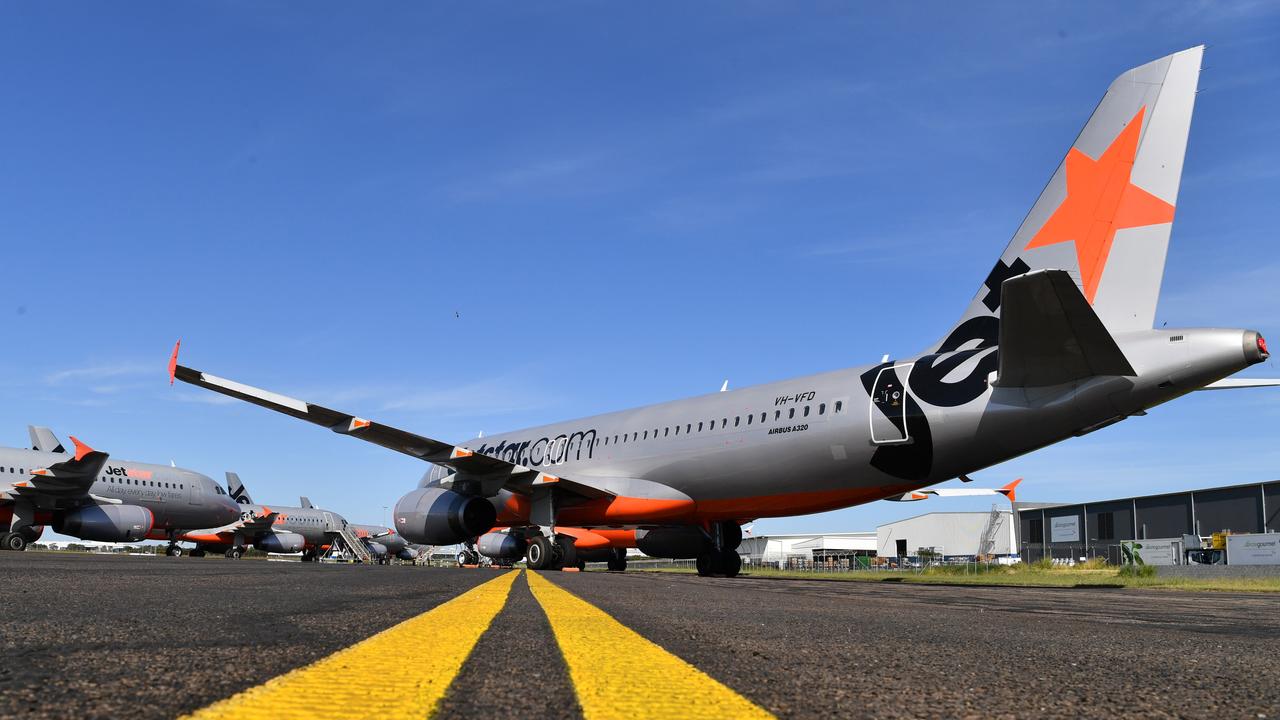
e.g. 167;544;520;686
738;532;877;566
876;510;1016;558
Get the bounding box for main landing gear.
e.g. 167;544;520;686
2;502;38;551
224;546;244;559
606;548;628;572
0;532;28;552
525;534;583;571
696;521;743;578
165;533;183;557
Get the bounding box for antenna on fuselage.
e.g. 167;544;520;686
881;354;890;363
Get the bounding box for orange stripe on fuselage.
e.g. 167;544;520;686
495;484;918;528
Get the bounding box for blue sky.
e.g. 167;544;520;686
2;2;1278;539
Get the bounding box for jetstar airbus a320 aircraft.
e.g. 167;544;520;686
173;47;1277;577
0;426;241;552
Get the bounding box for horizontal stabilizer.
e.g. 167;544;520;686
1197;378;1280;391
996;270;1135;388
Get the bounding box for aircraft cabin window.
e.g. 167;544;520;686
804;406;810;417
664;427;669;437
643;431;648;440
674;426;680;436
835;401;844;413
734;416;740;427
685;424;691;434
698;422;703;432
789;408;796;419
760;412;766;423
747;414;753;425
819;403;826;415
775;410;781;421
721;418;727;428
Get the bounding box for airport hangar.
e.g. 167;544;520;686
734;479;1278;566
1015;479;1280;563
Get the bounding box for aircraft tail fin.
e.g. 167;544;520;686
28;426;66;454
937;46;1202;353
995;270;1135;387
225;472;254;505
299;496;314;509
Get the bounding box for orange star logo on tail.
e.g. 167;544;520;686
1024;106;1175;303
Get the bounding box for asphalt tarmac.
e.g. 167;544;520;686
2;553;1278;719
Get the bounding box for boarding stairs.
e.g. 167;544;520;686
329;524;373;564
976;503;1004;558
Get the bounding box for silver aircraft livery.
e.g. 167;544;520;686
0;426;241;552
178;472;364;560
173;47;1276;577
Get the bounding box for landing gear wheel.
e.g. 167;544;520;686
2;532;27;552
166;545;183;557
190;549;206;558
300;550;314;563
696;552;714;577
554;536;576;571
526;536;555;570
697;550;728;577
720;549;741;578
225;547;244;559
606;548;628;572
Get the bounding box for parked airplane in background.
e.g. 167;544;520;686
0;426;241;552
349;523;420;564
179;473;364;560
174;47;1277;577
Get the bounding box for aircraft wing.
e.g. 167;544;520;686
171;351;609;501
2;437;110;503
1197;378;1280;391
238;510;281;534
886;479;1021;503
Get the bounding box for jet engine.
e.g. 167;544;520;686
55;504;153;542
393;487;497;544
396;547;420;561
366;542;389;557
477;531;526;560
635;526;708;559
256;531;305;554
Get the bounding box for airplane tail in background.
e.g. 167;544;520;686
225;472;254;505
936;46;1203;353
28;426;66;454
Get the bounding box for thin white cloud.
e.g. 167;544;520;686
45;363;153;386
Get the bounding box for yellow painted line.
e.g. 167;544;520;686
527;571;774;720
181;570;520;720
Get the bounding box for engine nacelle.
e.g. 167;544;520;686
256;531;305;554
366;542;389;557
396;547;420;561
55;505;153;543
393;487;497;545
635;526;708;559
477;531;526;560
